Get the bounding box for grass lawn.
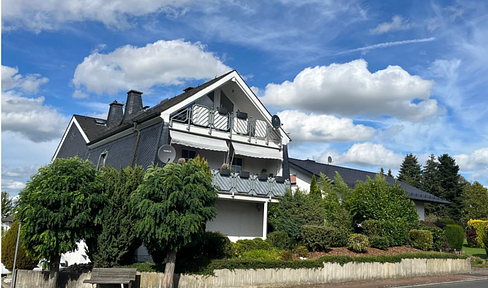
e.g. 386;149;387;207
462;240;487;260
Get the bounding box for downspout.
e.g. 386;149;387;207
130;122;141;168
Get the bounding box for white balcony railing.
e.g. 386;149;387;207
170;104;282;146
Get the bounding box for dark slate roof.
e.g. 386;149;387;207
73;115;108;141
289;158;449;204
79;70;235;144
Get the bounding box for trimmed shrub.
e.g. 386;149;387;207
444;224;464;251
466;228;478;247
1;221;39;270
279;250;294;261
361;219;381;237
232;238;271;257
347;234;369;253
361;219;410;246
332;229;350;247
294;246;309;258
410;230;433;251
266;231;291;250
435;218;456;228
301;225;335;252
369;236;391;250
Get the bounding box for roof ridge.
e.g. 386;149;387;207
289;157;389;177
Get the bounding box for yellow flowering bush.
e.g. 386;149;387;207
467;219;488;249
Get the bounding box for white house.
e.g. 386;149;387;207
54;70;292;264
288;158;450;221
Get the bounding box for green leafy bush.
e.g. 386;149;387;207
301;225;335;251
232;238;271;257
179;231;233;260
279;250;294;261
1;220;39;270
361;219;381;237
332;229;350;247
361;219;410;246
266;231;291;250
410;230;433;251
294;246;309;258
444;224;464;251
347;234;369;253
241;249;280;260
414;222;449;251
369;236;391;250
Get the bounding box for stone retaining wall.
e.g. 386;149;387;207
15;258;471;288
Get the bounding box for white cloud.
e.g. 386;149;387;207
277;110;375;143
2;91;69;142
370;15;413;34
337;37;436;55
72;89;88;99
1;180;26;190
455;147;488;171
2;0;199;33
72;39;232;95
319;142;404;169
2;65;49;93
261;59;438;121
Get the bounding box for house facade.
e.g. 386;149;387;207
54;70;292;263
288;158;449;221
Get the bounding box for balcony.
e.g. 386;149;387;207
212;170;289;198
170;104;282;147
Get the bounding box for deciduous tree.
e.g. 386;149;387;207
462;182;488;223
17;157;104;285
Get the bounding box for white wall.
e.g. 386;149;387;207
414;201;425;221
290;166;312;193
206;199;264;241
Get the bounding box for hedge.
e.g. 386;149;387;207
467;220;488;249
121;253;468;275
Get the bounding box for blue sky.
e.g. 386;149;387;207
2;0;488;195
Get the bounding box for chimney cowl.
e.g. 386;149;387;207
107;100;124;128
124;90;143;122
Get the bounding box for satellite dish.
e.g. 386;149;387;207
157;145;176;164
271;115;281;129
328;156;333;164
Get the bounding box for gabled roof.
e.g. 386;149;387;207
73;115;108;141
85;70;236;144
289;158;449;204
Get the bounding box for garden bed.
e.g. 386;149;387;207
307;245;435;259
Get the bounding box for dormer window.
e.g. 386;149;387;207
97;151;108;170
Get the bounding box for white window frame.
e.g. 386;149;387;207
96;151;108;170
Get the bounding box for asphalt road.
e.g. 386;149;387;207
398;278;488;287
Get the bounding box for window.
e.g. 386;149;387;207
182;149;197;160
231;157;243;173
97;151;108;170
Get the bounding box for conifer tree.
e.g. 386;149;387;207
309;174;321;199
131;157;217;288
423;154;445;217
437;154;464;221
398;154;422;188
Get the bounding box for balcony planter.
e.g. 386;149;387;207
219;168;230;176
275;176;285;183
218;107;229;115
258;173;268;181
239;171;250;179
236;111;248;120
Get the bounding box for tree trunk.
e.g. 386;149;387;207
49;255;61;288
162;250;177;288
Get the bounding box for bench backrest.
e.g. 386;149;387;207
90;268;137;281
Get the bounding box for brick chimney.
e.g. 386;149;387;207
107;100;124;128
124;90;143;122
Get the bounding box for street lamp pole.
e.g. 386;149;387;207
10;221;21;288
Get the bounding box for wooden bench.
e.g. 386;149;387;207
83;268;137;288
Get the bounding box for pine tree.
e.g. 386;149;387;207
398;154;422;188
309;174;321;199
422;154;445;217
437;154;464;221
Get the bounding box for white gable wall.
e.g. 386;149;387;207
290;166;312;192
